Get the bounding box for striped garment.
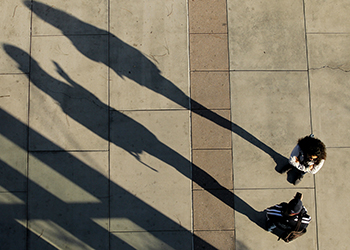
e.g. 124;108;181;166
266;203;311;231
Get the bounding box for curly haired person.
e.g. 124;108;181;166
281;135;327;185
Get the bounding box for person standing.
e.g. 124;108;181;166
282;134;327;185
266;193;311;241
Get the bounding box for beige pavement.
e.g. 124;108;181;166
0;0;350;249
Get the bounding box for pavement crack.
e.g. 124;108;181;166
310;65;350;72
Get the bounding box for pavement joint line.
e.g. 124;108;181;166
326;146;350;148
0;73;29;75
194;229;235;232
307;32;350;35
190;70;230;72
109;109;190;112
32;34;109;37
229;69;309;72
192;148;232;151
192;148;232;150
28;150;109;153
189;33;228;35
110;230;190;233
234;187;315;191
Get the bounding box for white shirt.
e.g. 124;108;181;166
289;144;325;174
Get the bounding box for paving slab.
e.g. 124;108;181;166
191;71;230;110
110;0;189;110
0;192;27;249
188;0;228;34
227;0;307;70
0;0;31;73
0;75;28;192
193;189;234;230
112;231;192;250
194;231;235;250
315;148;350;250
192;109;231;149
28;151;109;250
305;0;350;33
308;34;350;146
110;110;191;231
28;35;108;151
192;149;233;190
234;189;317;250
230;71;312;188
190;34;229;71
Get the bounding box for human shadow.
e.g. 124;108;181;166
4;45;269;248
23;0;287;170
0;108;195;249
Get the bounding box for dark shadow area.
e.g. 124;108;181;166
275;163;300;185
0;2;290;248
23;0;287;170
0;108;193;249
5;43;268;229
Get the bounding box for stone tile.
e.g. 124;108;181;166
227;0;307;70
234;189;317;249
308;35;350;147
191;71;230;110
192;149;233;190
193;189;234;230
29;36;108;151
111;231;192;250
194;231;235;250
0;192;27;249
28;151;109;250
0;0;31;73
30;0;108;35
315;149;350;250
190;34;229;71
308;34;350;70
192;109;231;149
310;69;350;147
230;71;312;188
110;110;191;231
109;0;189;110
305;0;350;33
189;0;227;34
0;75;28;192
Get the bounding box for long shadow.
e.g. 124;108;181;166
1;2;283;247
0;108;200;249
3;45;269;248
24;1;287;168
0;107;266;249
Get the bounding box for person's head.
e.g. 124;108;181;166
298;135;326;164
286;192;303;216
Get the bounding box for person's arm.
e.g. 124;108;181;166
289;145;306;171
309;159;325;174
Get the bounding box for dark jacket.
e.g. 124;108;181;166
266;202;311;231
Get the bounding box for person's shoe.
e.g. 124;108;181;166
279;164;292;174
293;175;304;185
266;220;276;232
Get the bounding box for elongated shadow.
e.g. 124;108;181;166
3;45;268;249
0;108;195;249
23;1;287;168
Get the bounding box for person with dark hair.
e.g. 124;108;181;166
281;134;327;185
266;192;311;241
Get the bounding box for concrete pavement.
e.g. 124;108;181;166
1;0;350;249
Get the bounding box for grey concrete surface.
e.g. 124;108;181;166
1;0;349;249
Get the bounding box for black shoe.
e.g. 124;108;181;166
266;220;276;232
279;164;292;174
293;175;303;185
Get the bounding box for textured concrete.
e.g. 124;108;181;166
1;0;349;249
